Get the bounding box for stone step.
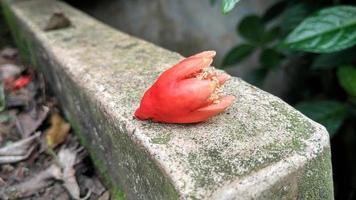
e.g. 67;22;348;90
2;0;333;199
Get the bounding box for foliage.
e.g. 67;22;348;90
281;6;356;53
210;0;242;14
222;11;283;85
221;0;241;14
222;1;356;137
337;65;356;97
296;101;347;137
220;1;356;198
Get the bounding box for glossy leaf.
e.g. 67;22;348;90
238;15;264;44
222;44;255;67
280;3;310;36
296;101;347;137
262;27;280;44
281;6;356;53
337;66;356;97
0;82;4;112
221;0;241;14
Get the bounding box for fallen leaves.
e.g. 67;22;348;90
1;47;18;60
0;48;17;65
0;46;108;199
44;12;72;31
0;134;97;199
0;64;21;81
1;145;89;200
15;106;49;138
46;112;71;148
0;132;40;164
0;82;5;111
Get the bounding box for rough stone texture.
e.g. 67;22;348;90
2;0;334;199
70;0;288;97
70;0;273;66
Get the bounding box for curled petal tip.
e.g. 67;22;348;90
216;73;231;84
192;50;216;59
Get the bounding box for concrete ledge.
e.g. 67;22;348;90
2;0;334;199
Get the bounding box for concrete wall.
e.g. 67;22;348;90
69;0;290;97
72;0;274;70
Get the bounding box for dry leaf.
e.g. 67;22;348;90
0;82;4;111
98;191;110;200
58;147;90;200
1;47;18;59
46;113;70;148
82;176;106;196
0;132;40;164
0;132;40;156
44;12;71;31
0;64;21;80
0;146;85;200
16;106;49;137
0;164;62;199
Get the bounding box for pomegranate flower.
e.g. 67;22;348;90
135;51;235;123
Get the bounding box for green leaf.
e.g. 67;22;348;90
296;101;347;137
337;65;356;97
221;0;241;14
238;15;265;44
312;47;356;70
280;3;310;36
261;26;280;44
0;82;5;112
259;48;283;69
281;6;356;53
222;44;255;67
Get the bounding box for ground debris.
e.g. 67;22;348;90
16;106;49;138
46;112;70;148
0;132;40;164
1;48;18;60
0;46;107;199
44;12;72;31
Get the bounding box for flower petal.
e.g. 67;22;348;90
168;95;235;123
160;78;217;113
215;73;231;85
160;51;215;81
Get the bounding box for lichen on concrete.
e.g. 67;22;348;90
297;148;334;199
3;0;334;199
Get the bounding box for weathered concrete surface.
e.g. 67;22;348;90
70;0;274;66
2;0;333;199
70;0;289;98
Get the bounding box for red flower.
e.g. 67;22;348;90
135;51;234;123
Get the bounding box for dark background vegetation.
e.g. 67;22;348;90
217;1;356;199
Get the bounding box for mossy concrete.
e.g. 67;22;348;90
3;0;334;199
